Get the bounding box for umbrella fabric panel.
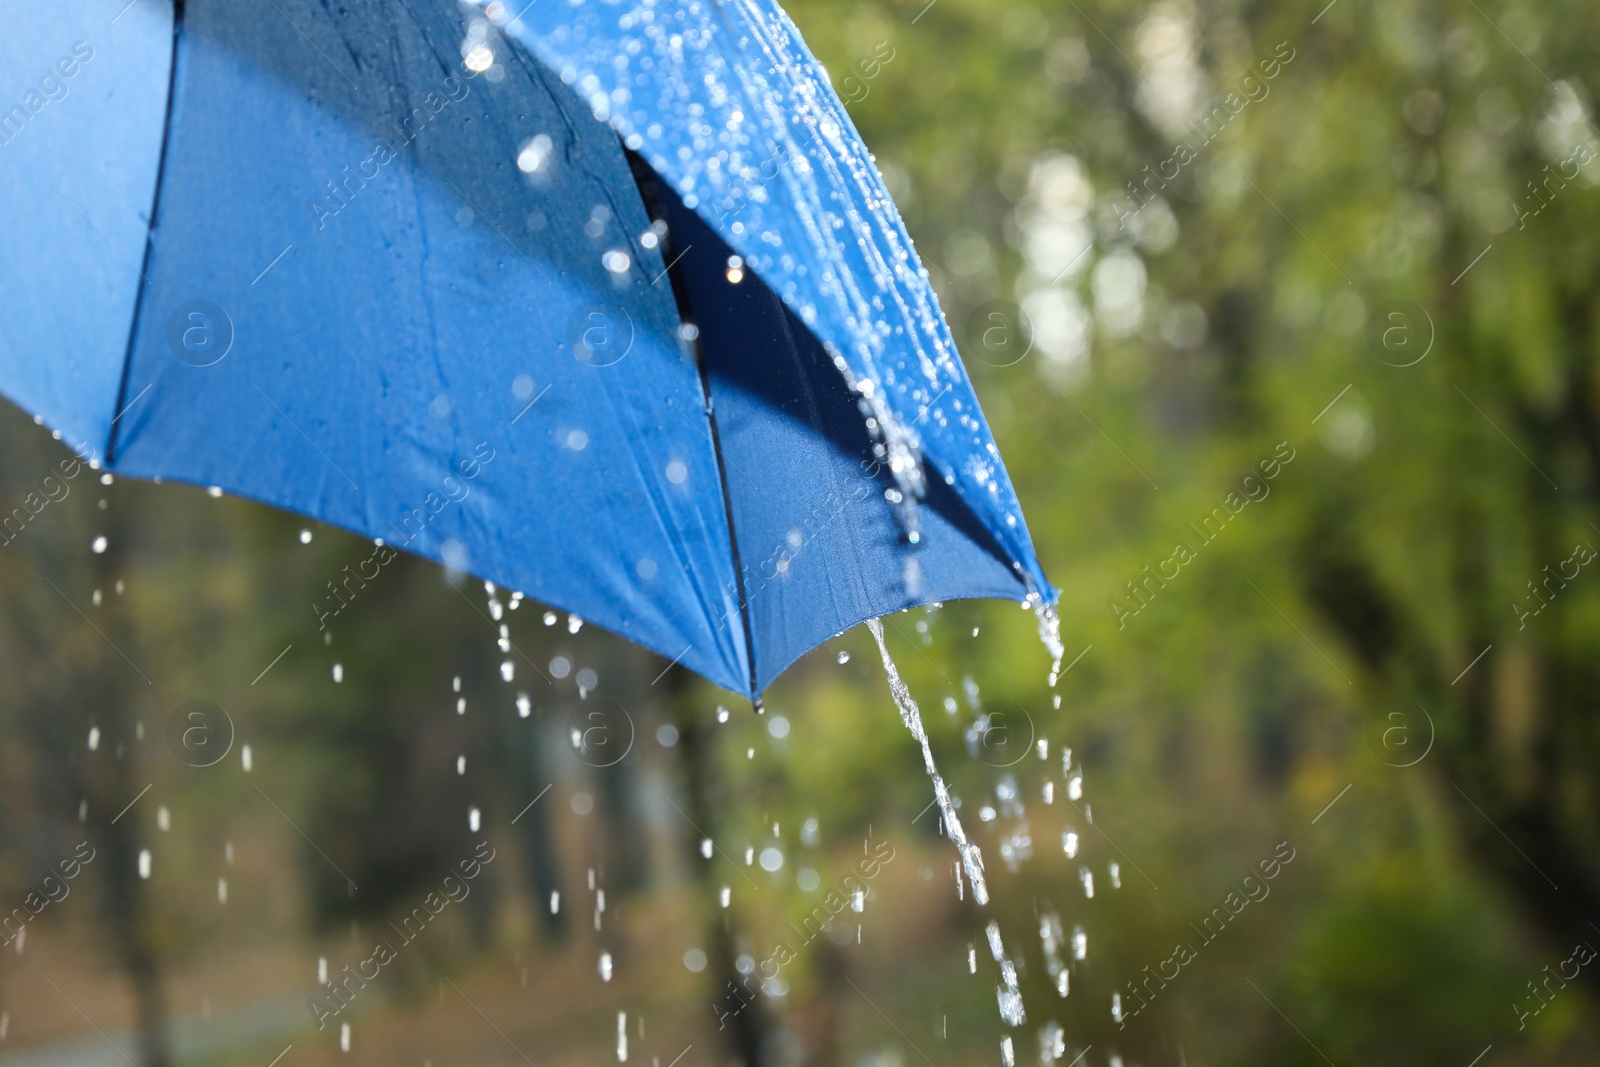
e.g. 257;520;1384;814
651;186;1027;692
504;0;1056;604
0;0;174;455
106;0;750;692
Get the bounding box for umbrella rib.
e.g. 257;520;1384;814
106;0;186;466
625;148;761;699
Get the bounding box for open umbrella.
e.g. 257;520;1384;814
0;0;1055;698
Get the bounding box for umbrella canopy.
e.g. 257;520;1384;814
0;0;1054;697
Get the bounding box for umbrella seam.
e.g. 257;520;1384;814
106;0;185;467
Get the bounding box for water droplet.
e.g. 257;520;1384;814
91;536;107;554
468;807;481;832
299;529;312;544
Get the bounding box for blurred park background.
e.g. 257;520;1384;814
4;0;1600;1065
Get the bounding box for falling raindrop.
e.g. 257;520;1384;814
700;837;713;859
92;536;107;554
468;807;481;832
617;1012;627;1062
340;1023;350;1052
837;650;851;664
500;660;515;682
157;806;170;832
866;619;990;906
719;886;731;908
299;529;312;544
137;850;151;880
985;920;1026;1026
332;663;343;683
241;744;253;772
87;727;99;752
516;693;532;718
550;891;560;914
456;756;466;775
217;878;227;904
598;952;613;981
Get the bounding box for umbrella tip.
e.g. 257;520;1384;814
752;695;765;715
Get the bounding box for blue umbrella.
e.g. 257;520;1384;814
0;0;1055;698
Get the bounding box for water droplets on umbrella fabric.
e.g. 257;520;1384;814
665;458;688;484
517;134;553;173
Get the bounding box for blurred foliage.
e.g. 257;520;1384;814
3;1;1600;1067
